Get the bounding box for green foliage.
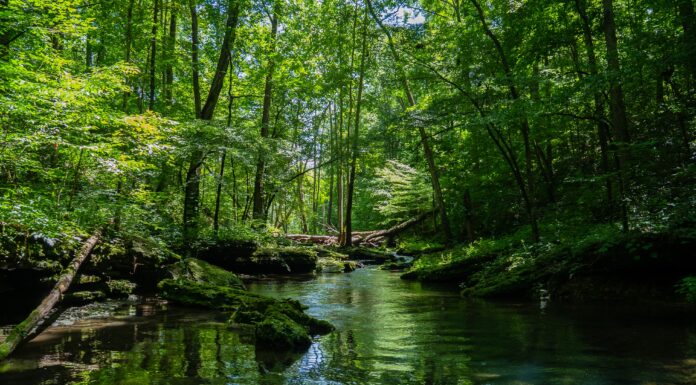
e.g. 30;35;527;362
676;277;696;303
373;160;432;224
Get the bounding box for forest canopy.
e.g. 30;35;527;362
1;0;694;250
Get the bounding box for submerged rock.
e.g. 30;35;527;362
158;279;333;351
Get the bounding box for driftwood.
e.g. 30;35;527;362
0;224;106;360
285;210;435;247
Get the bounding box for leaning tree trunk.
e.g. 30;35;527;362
182;0;240;244
365;0;452;242
0;225;106;360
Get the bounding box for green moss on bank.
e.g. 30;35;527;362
402;224;696;301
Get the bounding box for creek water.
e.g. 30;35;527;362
0;267;694;384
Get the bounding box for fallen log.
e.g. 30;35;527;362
285;211;434;247
361;209;436;244
0;224;107;360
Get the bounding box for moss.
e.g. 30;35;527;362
252;246;317;274
315;247;349;260
255;311;312;350
106;280;136;298
169;258;245;289
64;290;106;305
316;258;358;273
158;279;334;351
343;247;394;264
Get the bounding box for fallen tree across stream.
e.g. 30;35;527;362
285;209;435;247
0;224;107;361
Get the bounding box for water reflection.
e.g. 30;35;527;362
0;268;694;384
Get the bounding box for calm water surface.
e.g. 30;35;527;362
0;268;694;384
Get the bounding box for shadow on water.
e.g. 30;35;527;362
1;268;695;384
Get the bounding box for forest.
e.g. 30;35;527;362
1;0;696;383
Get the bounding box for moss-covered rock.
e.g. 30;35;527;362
106;279;137;298
86;236;179;288
315;247;349;260
343;247;395;265
158;278;333;350
203;245;318;275
255;311;312;349
197;238;259;270
64;290;106;306
168;258;245;289
316;258;358;273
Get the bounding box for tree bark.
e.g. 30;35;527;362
468;0;540;242
344;9;368;247
252;11;278;221
148;0;159;110
183;0;241;243
189;0;201;118
165;3;176;104
602;0;630;232
575;0;614;210
365;0;452;242
0;225;106;361
122;0;135;111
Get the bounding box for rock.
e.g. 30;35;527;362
106;280;137;298
168;258;245;289
158;279;333;351
86;236;179;288
198;238;259;270
315;247;349;260
203;246;318;275
316;258;358;273
63;290;106;306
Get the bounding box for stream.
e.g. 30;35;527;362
0;267;694;384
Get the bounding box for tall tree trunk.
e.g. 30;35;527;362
575;0;614;210
148;0;159;110
602;0;630;232
183;0;241;244
468;0;539;242
365;0;452;241
165;3;176;104
252;12;278;221
213;150;226;235
189;0;201;118
678;0;696;79
327;105;335;228
344;9;368;247
85;34;93;71
122;0;135;111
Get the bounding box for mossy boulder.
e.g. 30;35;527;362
204;245;318;275
197;238;259;270
315;247;349;260
106;279;137;298
401;253;496;283
168;258;245;289
316;258;358;273
343;247;395;265
86;236;179;288
157;279;334;350
64;290;106;306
